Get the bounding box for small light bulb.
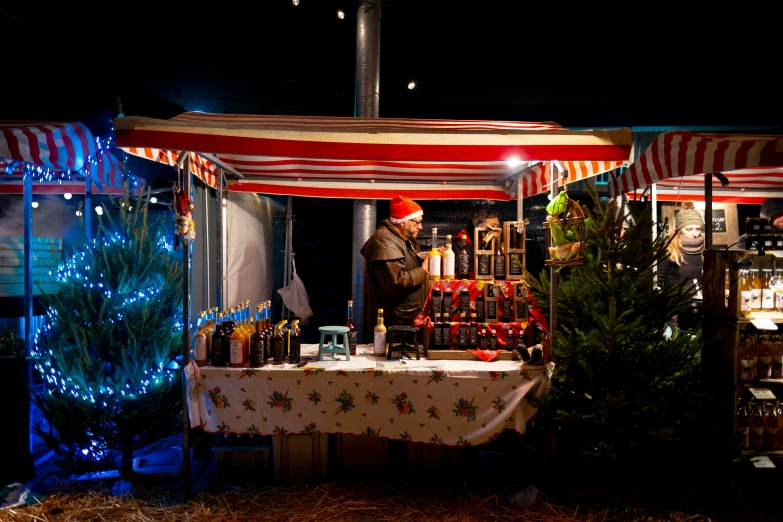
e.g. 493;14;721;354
506;158;522;168
337;10;345;19
32;201;39;208
292;0;299;4
64;193;72;200
95;206;103;216
150;197;158;204
408;81;416;90
76;210;82;217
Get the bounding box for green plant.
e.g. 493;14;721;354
0;329;25;357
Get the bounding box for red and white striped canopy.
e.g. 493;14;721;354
612;131;783;201
115;112;631;199
519;160;627;198
0;121;126;194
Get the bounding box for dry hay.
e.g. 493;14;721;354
0;482;735;522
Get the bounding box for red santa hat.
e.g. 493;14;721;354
389;195;423;224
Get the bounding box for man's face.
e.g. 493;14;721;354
401;217;423;240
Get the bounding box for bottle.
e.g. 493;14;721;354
374;309;387;356
346;300;357;356
762;269;775;310
459;280;470;315
442;234;455;281
479;324;490;350
289;320;301;364
194;311;208;366
442;315;452;349
738;336;754;383
430;285;442;322
758;336;772;380
272;322;286;364
765;402;779;450
442;281;454;323
457;234;471;280
740;269;752;314
493;241;505;279
776;269;783;310
737;403;750;449
477;230;491;277
433;313;443;349
507;224;524;278
458;312;468;348
469;312;479;348
221;315;235;368
250;310;266;367
476;292;485;323
204;309;216;362
724;268;730;309
750;269;762;312
229;312;245;368
751;405;765;449
489;327;498;350
428;228;441;282
501;294;512;323
772;337;783;378
211;313;226;366
485;283;499;323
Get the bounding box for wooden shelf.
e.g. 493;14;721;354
740;449;783;457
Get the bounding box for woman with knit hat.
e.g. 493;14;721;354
658;201;705;330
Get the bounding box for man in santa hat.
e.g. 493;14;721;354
361;195;430;334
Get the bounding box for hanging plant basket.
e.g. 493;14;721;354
543;197;585;267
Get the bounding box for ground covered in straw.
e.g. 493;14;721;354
2;482;782;522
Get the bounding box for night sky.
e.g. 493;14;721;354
3;2;780;132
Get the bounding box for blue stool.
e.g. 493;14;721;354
317;326;351;361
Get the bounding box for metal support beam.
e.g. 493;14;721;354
549;162;558;363
705;173;713;250
181;154;191;497
215;170;223;311
24;171;33;454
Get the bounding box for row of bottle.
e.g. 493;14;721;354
430;312;520;350
737;400;783;450
193;301;301;367
734;268;783;313
737;333;783;382
427;229;523;281
430;280;527;324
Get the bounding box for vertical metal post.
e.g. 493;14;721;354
549;162;558;361
705;173;713;250
282;196;293;319
24;171;33;454
181;155;191;497
516;173;523;222
85;179;93;242
353;0;381;343
215;169;223;311
204;179;210;310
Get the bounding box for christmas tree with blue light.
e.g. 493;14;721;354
32;184;183;473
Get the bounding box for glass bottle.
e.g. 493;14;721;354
751;405;765;449
194;311;208;366
442;234;455;281
468;312;478;348
229;312;245;368
428;228;441;282
433;313;443;349
737;403;750;449
772;336;783;378
489;327;498;350
204;309;216;362
776;269;783;311
431;285;442;321
373;309;387;357
250;309;266;367
493;241;505;279
289;320;301;364
479;324;490;350
346;300;357;355
750;268;762;312
738;336;754;383
459;280;470;315
724;268;730;309
211;313;226;366
758;336;772;380
442;315;452;349
762;269;775;310
458;312;468;348
477;230;491;277
458;233;471;280
475;292;485;323
501;295;512;323
740;269;752;314
442;281;453;322
271;323;286;364
765;402;779;450
221;315;235;368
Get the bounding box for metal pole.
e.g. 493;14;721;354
181;155;191;497
215;169;223;311
549;162;558;362
204;179;210;310
85;179;92;242
24;171;33;455
353;0;381;343
705;173;713;250
516;174;523;222
282;196;293;319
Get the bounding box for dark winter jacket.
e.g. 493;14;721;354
657;251;703;289
360;219;428;334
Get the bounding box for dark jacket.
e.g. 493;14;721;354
657;251;703;289
360;219;428;333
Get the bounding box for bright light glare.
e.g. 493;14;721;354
150;197;158;204
337;10;345;19
95;206;103;216
75;211;82;217
408;81;416;90
506;158;522;169
64;193;73;200
292;0;299;4
31;201;39;208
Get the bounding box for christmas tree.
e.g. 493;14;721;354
32;185;183;473
529;193;707;484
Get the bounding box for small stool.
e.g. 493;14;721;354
386;325;420;360
317;326;351;361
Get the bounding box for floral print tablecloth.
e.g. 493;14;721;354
185;346;553;447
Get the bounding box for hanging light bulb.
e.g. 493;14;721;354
150;197;158;204
408;81;417;90
76;210;82;217
64;193;73;200
292;0;299;5
337;10;345;19
32;201;39;208
95;206;103;216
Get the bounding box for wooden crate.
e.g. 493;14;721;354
473;227;495;280
504;221;526;280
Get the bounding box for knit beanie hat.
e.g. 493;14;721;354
760;198;783;220
675;201;704;231
389;196;423;224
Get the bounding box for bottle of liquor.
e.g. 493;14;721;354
250;309;266;367
204;309;216;362
442;281;453;323
264;302;274;362
750;268;762;312
346;300;357;355
765;402;779;450
374;309;387;357
489;327;498;350
442;234;455;281
211;313;226;366
479;324;490;350
737;402;750;449
458;312;468;349
289;320;301;364
493;241;505;280
272;322;286;364
725;269;730;309
758;336;772;380
476;292;485;323
485;284;499;323
762;269;775;310
738;335;754;382
442;315;452;349
194;311;208;366
458;234;471;280
431;285;442;320
229;312;245;368
751;405;765;449
468;312;478;348
221;314;235;368
433;313;443;349
501;295;512;323
459;280;470;316
428;228;441;282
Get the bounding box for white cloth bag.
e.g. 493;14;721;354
277;259;313;324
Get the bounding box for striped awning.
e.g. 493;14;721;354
123;147;219;188
0;121;126;194
115;112;631;199
612;131;783;198
518;160;627;198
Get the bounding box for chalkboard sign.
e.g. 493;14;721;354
711;209;727;233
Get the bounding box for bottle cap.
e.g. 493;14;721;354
378;308;384;313
446;234;452;240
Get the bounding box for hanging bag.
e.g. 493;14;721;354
277;259;313;324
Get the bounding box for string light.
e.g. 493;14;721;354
64;193;73;200
31;201;39;208
75;210;82;217
150;197;158;204
95;206;103;216
337;10;345;19
408;81;417;90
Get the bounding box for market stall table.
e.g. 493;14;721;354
185;344;553;447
